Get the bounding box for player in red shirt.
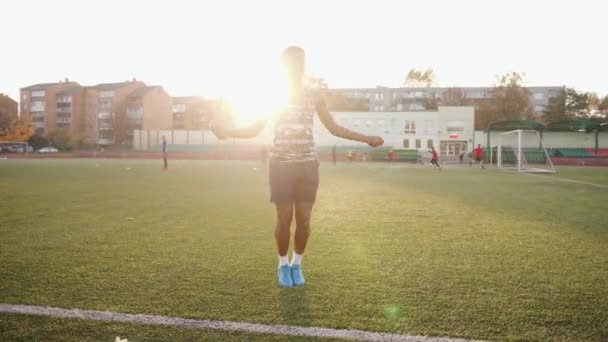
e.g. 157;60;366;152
387;149;394;162
474;144;485;169
430;146;441;169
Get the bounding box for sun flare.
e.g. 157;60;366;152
223;62;288;126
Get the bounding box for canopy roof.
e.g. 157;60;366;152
487;120;545;132
545;119;607;132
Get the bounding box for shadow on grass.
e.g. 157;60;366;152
279;287;312;340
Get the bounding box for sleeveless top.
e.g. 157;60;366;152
270;89;318;163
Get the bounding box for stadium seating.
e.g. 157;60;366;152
553;148;593;158
586;148;608;157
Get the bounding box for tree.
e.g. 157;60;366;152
326;92;369;111
403;68;436;87
47;129;72;150
598;95;608;119
565;88;595;118
28;134;50;150
542;89;570;123
0;116;35;142
492;72;532;121
440;87;468;106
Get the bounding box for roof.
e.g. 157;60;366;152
94;82;135;90
545;119;606;132
487;119;545;131
58;86;83;95
128;86;163;98
172;96;205;103
22;82;64;90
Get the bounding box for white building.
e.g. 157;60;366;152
314;106;475;156
133;106;476;157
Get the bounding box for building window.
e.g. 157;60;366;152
57;96;71;103
446;121;465;135
427;139;434;149
425;120;434;135
397;103;403;111
365;93;371;99
466;91;484;98
31;90;45;97
31;101;45;112
99;91;115;98
172;104;186;112
404;120;416;134
533;92;545;100
534;105;545;112
415;139;421;149
403;139;410;148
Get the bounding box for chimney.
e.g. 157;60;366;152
65;78;69;82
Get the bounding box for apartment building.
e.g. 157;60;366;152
0;93;18;128
125;86;172;142
87;80;145;145
171;97;216;130
331;86;564;113
20;80;82;136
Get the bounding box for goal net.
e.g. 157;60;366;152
0;141;31;157
497;130;555;173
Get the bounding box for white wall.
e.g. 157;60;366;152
474;131;608;148
133;106;477;151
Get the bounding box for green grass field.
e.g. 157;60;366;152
1;159;607;342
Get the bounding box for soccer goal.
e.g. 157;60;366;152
497;129;556;173
0;141;31;157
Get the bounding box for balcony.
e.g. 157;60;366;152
97;138;113;145
33;122;45;128
98;112;112;119
57;106;71;114
57;117;72;124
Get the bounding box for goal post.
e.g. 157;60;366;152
0;141;31;157
497;129;555;173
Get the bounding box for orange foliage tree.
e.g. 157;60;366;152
0;116;35;142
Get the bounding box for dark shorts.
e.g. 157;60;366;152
475;157;481;162
269;159;319;203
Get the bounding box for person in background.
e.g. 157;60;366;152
261;145;267;165
430;146;441;170
474;144;485;169
459;151;464;164
347;150;353;163
161;136;168;171
388;149;394;162
332;145;337;166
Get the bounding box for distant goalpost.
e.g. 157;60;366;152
496;129;556;173
0;141;31;158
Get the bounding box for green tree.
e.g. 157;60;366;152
565;88;595;118
598;95;608;119
542;89;570;123
47;129;75;151
492;72;532;121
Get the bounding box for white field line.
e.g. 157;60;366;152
0;303;489;342
522;172;608;189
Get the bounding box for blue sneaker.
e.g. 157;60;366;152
278;265;293;288
291;264;305;287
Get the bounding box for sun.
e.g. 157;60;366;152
223;62;288;126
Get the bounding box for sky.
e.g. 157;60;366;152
2;0;607;103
